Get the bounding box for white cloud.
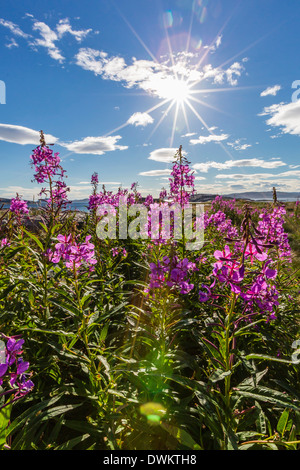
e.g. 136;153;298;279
216;35;222;48
78;180;121;185
193;158;286;173
56;18;92;42
127;112;154;127
148;148;182;163
201;61;246;87
225;62;245;86
75;47;105;74
258;102;285;117
0;18;29;38
139;169;171;177
5;37;19;48
260;100;300;136
260;85;281;97
227;139;252;151
203;35;222;53
0;185;41;199
0;123;128;157
212;171;300;194
181;132;196;138
215;172;278;180
0;124;57;145
60;135;128;155
32;21;64;62
190;134;229;145
75;47;247;99
1;16;95;63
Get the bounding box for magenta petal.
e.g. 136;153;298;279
17;361;29;374
0;363;8;377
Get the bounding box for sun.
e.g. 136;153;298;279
159;77;192;104
105;5;253;150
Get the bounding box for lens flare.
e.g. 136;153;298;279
140;402;167;425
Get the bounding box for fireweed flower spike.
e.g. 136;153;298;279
10;194;29;225
0;239;10;249
91;172;99;197
47;234;97;270
30;131;70;211
146;256;196;295
0;334;34;410
168;146;195;206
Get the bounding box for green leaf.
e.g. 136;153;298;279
277;409;290;436
209;369;232;383
161;422;201;450
23;228;44;250
244;353;294;364
235;386;300;411
0;403;12;449
54;433;90;450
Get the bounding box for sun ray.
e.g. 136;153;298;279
192;4;240;77
103;121;130;138
170;101;180;147
189;85;261;95
181;101;190;134
146;100;175;142
188;95;232;117
143;98;172;115
100;1;263;151
163;21;179;81
185;1;195;55
111;1;159;64
218;19;286;71
104;98;171;137
185;99;234;160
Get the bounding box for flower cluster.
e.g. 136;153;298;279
10;195;29;216
91;172;99;185
168;162;195;206
212;245;245;294
112;247;127;258
47;234;97;270
147;256;196;295
30;145;64;184
199;239;280;320
30;135;70;210
39;180;70;210
206;210;239;240
257;206;291;261
0;335;34;410
88;186;137;211
1;238;10;249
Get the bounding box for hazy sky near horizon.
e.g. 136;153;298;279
0;0;300;200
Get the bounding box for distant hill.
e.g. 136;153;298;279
227;191;300;200
1;191;300;206
190;191;300;202
0;198;13;203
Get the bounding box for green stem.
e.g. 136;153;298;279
224;293;237;411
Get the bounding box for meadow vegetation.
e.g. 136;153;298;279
0;135;299;450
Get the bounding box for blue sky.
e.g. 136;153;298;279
0;0;300;200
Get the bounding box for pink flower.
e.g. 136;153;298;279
1;239;10;248
47;234;97;269
10;195;29;215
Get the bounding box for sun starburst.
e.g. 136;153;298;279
105;3;261;153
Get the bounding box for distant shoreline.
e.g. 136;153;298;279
1;191;299;213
